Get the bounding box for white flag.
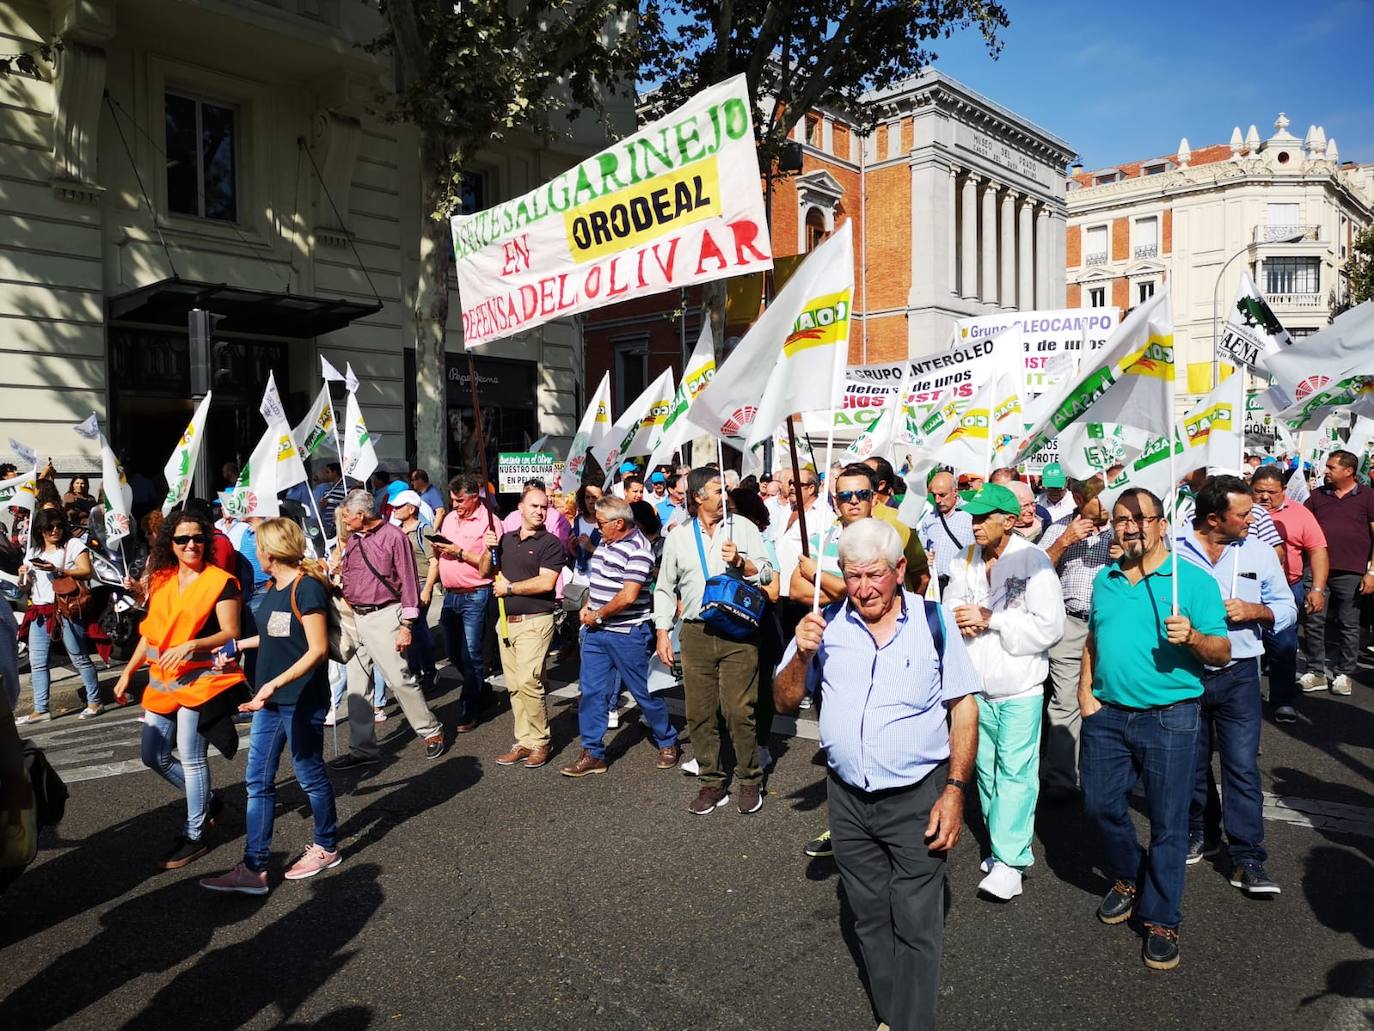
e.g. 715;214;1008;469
73;414;133;544
690;221;854;448
591;367;676;477
1181;366;1244;473
293;384;337;460
622;368;679;460
224;427;282;519
564;373;613;485
1101;430;1186;516
162;393;213;515
260;371;289;427
344;362;361;395
342;390;379;484
321;355;347;383
73;414;100;441
1014;287;1176;464
0;467;37;513
646;325;717;473
8;438;37;469
257;378;308;491
1262;301;1374;422
1217;273;1293;371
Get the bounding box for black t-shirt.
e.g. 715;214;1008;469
255;575;329;707
200;577;240;639
496;527;565;616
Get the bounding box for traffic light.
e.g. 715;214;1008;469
188;308;224;396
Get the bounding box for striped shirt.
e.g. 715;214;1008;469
918;506;973;580
588;528;655;631
778;590;981;791
1039;513;1115;617
1175;494;1283;550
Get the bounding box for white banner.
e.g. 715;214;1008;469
955;307;1121;395
452;75;771;348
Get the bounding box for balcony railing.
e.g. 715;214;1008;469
1084;251;1108;266
1133;244;1158;259
1254;224;1321;244
1264;292;1323;308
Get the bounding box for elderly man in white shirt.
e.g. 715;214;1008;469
943;483;1065;901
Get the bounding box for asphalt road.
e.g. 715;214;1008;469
2;661;1373;1030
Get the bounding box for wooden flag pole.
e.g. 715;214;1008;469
786;417;810;558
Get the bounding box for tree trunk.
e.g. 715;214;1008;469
414;129;452;482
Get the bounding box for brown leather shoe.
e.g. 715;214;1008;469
523;745;551;769
560;750;608;777
495;744;532;766
456;720;478;734
655;744;681;770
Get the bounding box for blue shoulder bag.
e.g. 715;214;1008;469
693;518;766;641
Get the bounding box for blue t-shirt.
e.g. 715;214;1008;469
255;574;329;707
238;526;268;588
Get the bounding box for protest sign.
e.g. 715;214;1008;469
955;307;1121;394
452;75;771;347
497;452;562;493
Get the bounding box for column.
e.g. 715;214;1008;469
1000;190;1017;310
980;180;999;305
910;161;954;306
1035;204;1051;309
947;167;958;295
1017;198;1034;309
960;173;979;301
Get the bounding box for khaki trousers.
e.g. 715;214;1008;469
680;621;760;787
345;603;441;757
497;612;556;748
1043;611;1089;792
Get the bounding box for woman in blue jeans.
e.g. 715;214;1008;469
201;517;339;895
16;507;103;723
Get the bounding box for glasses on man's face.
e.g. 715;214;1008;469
172;534;209;546
1111;514;1161;529
835;489;873;503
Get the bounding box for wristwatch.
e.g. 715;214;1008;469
1309;587;1326;595
945;777;969;793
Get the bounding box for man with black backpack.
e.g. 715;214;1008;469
775;518;979;1031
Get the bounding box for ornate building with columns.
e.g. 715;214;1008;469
583;69;1074;418
1065;113;1373;399
0;0;630;484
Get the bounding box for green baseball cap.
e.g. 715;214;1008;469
1041;462;1067;488
959;483;1021;517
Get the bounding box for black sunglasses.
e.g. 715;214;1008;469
836;489;873;503
172;534;209;546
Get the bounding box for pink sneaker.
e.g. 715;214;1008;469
200;862;268;896
284;843;342;881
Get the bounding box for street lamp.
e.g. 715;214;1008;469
1211;229;1307;385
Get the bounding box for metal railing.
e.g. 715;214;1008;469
1265;292;1323;308
1084;251;1108;266
1254;224;1321;243
1133;244;1157;259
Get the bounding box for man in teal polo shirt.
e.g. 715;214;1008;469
1078;487;1231;971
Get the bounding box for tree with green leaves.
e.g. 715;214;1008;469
366;0;637;478
636;0;1009;349
1339;224;1374;314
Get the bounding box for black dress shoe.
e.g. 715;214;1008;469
1098;879;1137;925
330;753;380;771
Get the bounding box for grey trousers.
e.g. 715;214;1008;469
828;765;948;1031
345;603;441;757
1306;571;1362;679
1043;612;1090;792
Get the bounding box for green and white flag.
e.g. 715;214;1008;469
74;413;133;544
224;426;283;519
293;384;336;460
563;373;612;488
0;467;37;513
1217;273;1292;371
1101;430;1186;515
342;390;379;485
591;367;676;481
1180;366;1244;473
646;325;716;473
1014;287;1175;465
1057;423;1131;479
258;373;308;490
161;393;213;515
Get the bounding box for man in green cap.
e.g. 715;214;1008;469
943;483;1066;901
1037;462;1076;522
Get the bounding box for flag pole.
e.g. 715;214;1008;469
329;394;349;494
786;417;810;558
813;329;847;613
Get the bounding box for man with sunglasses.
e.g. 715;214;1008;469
1079;488;1231;971
790;464;881;606
863;456;930;595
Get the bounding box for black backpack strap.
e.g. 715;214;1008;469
922;598;945;680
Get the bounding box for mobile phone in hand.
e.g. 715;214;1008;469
426;533;453;545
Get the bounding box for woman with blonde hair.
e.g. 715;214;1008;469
200;517;339;895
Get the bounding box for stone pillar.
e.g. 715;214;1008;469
910;161;955;307
1018;199;1034;309
1000;190;1017;310
980;180;999;305
960;173;979;301
947;167;958;295
1035;205;1052;309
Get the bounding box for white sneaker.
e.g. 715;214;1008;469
606;709;620;729
757;745;774;771
1331;674;1353;696
797;696;813;710
324;709;337;727
680;757;700;776
977;861;1024;901
1299;672;1329;693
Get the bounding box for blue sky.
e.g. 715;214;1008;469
928;0;1374;169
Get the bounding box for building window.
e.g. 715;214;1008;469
457;170;485;214
1085;226;1108;265
1267;202;1300;237
165;91;238;222
1143;162;1169;175
1137;280;1156;304
805;208;827;252
1133;216;1158;258
613;339;648;417
805;115;821;147
1265;256;1320;296
1089;286;1106;308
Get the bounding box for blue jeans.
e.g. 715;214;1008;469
440;587;490;715
1081;700;1200;929
1264;582;1303;710
1190;659;1266;867
407;602;436;676
0;601;21;710
578;623;676;759
141;706;210;841
371;666;388;707
29;617;101;712
243;697;337;872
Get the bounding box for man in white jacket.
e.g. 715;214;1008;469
944;483;1066;900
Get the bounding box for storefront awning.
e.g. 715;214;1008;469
108;277;384;338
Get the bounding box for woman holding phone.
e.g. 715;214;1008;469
112;508;244;868
200;517;339;894
15;508;103;723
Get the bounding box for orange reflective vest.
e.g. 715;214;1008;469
138;565;245;714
